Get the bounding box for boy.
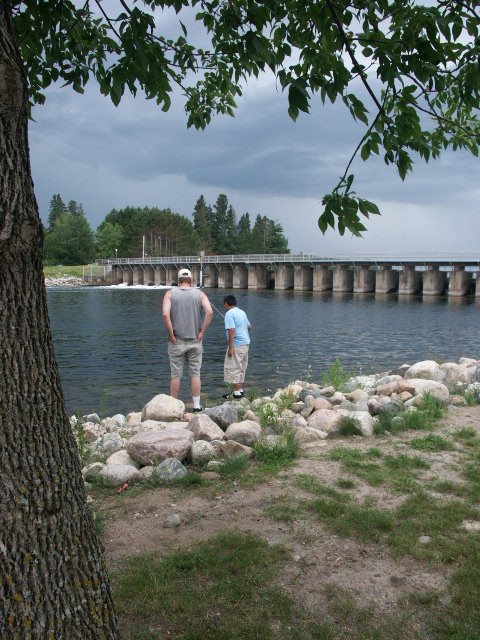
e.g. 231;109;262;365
223;295;251;399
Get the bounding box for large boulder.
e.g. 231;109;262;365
307;409;344;433
405;378;450;401
224;420;262;446
404;360;445;382
189;414;225;441
338;410;376;437
440;363;476;390
81;421;105;443
141;394;185;422
127;429;194;465
204;404;239;430
99;464;140;487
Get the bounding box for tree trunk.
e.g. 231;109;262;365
0;3;118;638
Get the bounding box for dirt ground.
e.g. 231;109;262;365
97;405;480;628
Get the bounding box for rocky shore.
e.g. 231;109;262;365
45;275;86;287
76;356;480;488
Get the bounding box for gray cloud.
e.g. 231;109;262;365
29;76;480;254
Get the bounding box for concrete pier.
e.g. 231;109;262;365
353;267;375;293
132;266;144;285
248;265;269;289
376;267;398;294
218;265;233;289
232;265;248;289
399;266;421;295
154;266;165;285
312;266;333;292
448;266;472;297
333;265;353;292
294;265;313;291
112;265;123;284
423;267;447;296
275;265;294;290
144;266;154;286
203;265;218;288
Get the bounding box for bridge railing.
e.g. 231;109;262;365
95;252;480;266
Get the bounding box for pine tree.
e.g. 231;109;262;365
211;193;229;253
47;194;66;231
237;213;251;253
192;195;212;252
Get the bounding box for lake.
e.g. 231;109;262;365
46;287;480;416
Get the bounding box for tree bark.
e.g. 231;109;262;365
0;3;118;638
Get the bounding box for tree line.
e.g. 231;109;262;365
44;193;289;264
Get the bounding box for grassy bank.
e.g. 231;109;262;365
93;399;480;639
44;264;85;278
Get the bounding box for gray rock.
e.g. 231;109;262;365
81;462;105;480
190;440;216;464
404;360;446;383
111;414;127;428
99;464;140;487
106;449;140;468
204;404;239;429
225;420;262;446
127;429;194;465
189;414;225;441
221;440;253;458
405;378;450;401
153;458;188;481
298;388;323;402
91;432;125;458
141;394;185;422
138;466;155;482
83;413;100;424
163;513;182;528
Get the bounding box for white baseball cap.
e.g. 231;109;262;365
178;268;192;279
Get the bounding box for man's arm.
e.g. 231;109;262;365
162;291;176;343
197;291;213;341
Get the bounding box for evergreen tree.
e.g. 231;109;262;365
224;205;237;253
211;193;229;253
192;195;212;252
95;222;123;259
67;199;78;216
45;212;95;264
47;194;66;231
237;213;251;253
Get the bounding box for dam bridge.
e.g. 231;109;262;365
91;253;480;296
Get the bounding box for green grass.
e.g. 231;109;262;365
409;434;453;452
455;427;480;448
320;357;352;389
338;416;362;437
374;394;445;436
113;531;293;639
253;430;300;469
43;264;85;277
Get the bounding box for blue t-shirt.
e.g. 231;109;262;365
224;307;251;346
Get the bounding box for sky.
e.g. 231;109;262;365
28;13;480;256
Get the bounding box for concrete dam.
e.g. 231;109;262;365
91;253;480;297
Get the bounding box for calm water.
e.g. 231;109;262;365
46;287;480;416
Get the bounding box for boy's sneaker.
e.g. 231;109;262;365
222;392;243;400
192;406;204;412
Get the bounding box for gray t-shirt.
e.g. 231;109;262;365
170;287;203;339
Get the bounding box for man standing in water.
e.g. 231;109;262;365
223;294;252;400
162;268;213;411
